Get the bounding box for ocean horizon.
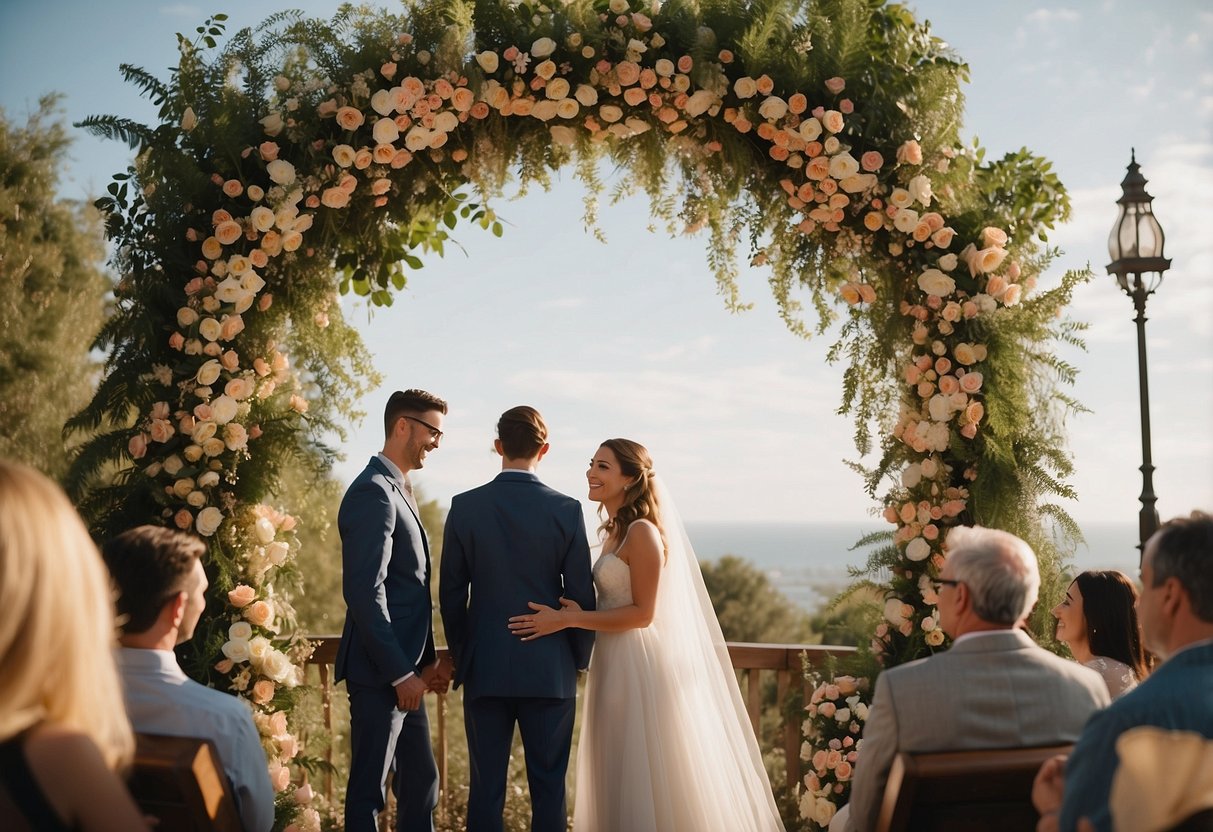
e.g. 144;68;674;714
685;520;1142;612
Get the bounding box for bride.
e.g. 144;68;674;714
508;438;785;831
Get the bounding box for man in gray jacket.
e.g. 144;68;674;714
837;526;1110;832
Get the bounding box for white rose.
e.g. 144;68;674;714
163;454;183;476
259;112;284;137
255;516;277;544
186;490;207;508
626;38;646;55
250;205;276;231
884;598;907;624
531;37;557;58
229;621;253;641
683;90;716;118
889;187;912;208
197;471;220;488
938;253;959;271
213;276;245;304
192;421;217;443
177;307;199;327
655;58;674;77
224;422;248;450
757;96;787;121
196;506;224;536
475;51;499;73
906;536;932;561
433;111;458;133
262;649;295;684
733;76;758;99
599;105;623;123
840;173;876;193
917;268;956;296
928;394;952;422
609;0;629;11
222;639;251;662
574;84;598;106
405;127;431;152
266;159;296;186
372;117;399;144
555;98;579;119
248;635;272;661
198;318;222;342
196;359;222;386
545;77;570;100
908;174;933;207
827;152;859;180
370;89;394;116
267;540;290;566
901;463;922;488
834;707;851;723
798;117;822;141
814;797;837;827
209;395;238;425
893;207;920;234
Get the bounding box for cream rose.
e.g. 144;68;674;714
821;110;844;133
917;268;955;297
196;359;222;386
908;174;933;206
545;77;570;100
574;84;598;107
828;152;860;180
906;536;932;561
476;51;499;73
335;106;365;131
196;506;224;536
531;37;557;58
757;96;788;121
245;601;273;627
209;395;238;425
266;159;296;186
221;639;251;662
732;76;758;99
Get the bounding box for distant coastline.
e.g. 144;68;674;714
686;520;1141;612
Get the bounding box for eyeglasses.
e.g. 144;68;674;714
931;578;962;592
404;415;443;440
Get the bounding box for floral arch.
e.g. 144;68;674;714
70;0;1085;826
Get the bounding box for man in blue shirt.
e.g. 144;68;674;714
103;526;274;832
1033;511;1213;832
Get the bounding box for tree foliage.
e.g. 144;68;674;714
0;97;110;480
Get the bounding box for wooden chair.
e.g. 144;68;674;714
128;733;243;832
875;744;1072;832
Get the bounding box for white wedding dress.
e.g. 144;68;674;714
572;487;785;832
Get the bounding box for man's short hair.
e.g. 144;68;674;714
497;406;548;459
101;526;206;635
1150;511;1213;622
946;525;1040;626
384;389;448;439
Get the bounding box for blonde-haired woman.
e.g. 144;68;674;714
0;460;149;831
510;439;785;831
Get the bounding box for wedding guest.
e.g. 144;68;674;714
1052;569;1150;697
834;525;1109;832
1033;511;1213;832
101;525;274;832
0;460;149;831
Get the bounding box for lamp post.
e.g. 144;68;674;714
1106;149;1171;555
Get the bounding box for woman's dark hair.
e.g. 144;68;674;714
596;439;666;557
1075;569;1150;681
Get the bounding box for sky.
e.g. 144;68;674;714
2;0;1211;540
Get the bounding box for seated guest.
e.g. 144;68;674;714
102;526;274;832
1034;512;1213;832
1052;569;1150;697
0;460;149;831
835;525;1110;832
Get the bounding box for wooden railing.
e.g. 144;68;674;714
303;635;855;807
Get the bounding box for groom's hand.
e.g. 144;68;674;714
395;674;428;711
421;656;454;694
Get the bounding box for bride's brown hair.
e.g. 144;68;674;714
597;438;667;558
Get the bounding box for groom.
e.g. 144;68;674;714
440;406;596;832
336;389;454;832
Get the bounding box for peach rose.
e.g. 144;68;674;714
228;585;256;608
245;600;273;627
214;221;242;246
336;106;365;131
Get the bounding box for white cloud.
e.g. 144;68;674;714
1024;8;1081;24
540;297;585;310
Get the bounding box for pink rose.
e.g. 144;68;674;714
336;106;365;131
959;372;983;394
252;679;276;704
897;139;923;165
860;150;883;171
824;77;846;94
174;509;193;530
128;433;149;459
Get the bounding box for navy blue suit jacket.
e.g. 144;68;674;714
439;470;595;700
335;456;436;687
1061;640;1213;832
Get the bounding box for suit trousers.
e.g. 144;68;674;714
345;680;439;832
463;696;576;832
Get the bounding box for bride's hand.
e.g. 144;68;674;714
509;600;568;640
